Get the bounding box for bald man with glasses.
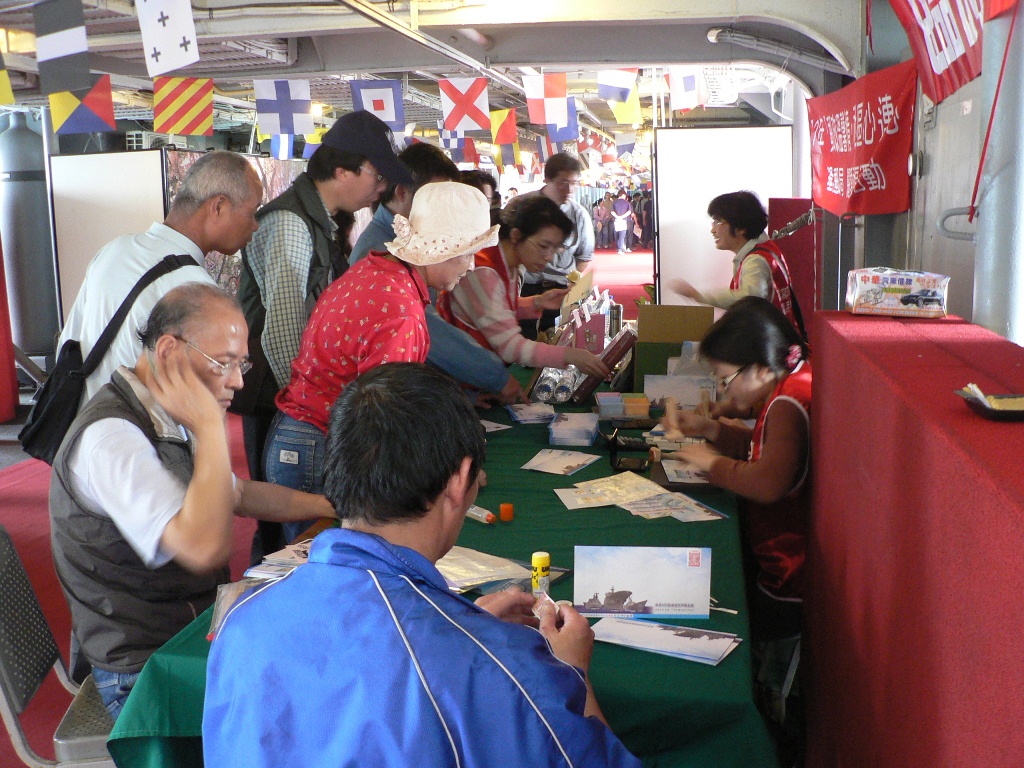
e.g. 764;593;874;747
49;283;334;721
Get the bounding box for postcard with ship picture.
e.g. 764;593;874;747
573;545;712;619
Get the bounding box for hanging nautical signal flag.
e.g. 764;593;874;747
597;69;638;103
33;0;92;95
451;136;480;165
437;121;465;150
601;138;617;164
302;126;327;159
608;88;642;125
666;66;701;112
499;141;521;168
576;131;590;155
530;152;542;178
49;74;116;134
546;98;579;143
153;77;213;135
136;0;200;77
270;134;294;160
348;79;405;132
522;73;568;127
536;134;555;163
439;77;490;132
0;53;14;106
615;132;636;158
254;79;314;136
490;107;517;145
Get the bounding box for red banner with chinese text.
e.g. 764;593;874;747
807;60;917;217
986;0;1016;20
890;0;983;104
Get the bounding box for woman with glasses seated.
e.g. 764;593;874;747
438;195;610;379
660;297;811;641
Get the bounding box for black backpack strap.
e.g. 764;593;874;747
80;254;200;376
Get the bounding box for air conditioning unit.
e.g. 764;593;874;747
126;131;189;150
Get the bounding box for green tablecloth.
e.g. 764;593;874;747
108;401;778;768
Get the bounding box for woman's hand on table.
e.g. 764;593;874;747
667;442;720;474
564;348;610;379
475;587;539;627
661;397;718;442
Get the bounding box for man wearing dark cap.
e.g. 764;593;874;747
235;111;411;558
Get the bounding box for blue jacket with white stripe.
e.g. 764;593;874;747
203;527;642;768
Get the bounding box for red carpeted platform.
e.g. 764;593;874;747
807;312;1024;767
0;415;255;765
589;246;654;321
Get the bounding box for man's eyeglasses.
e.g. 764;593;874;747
176;337;253;377
359;163;385;183
715;366;747;391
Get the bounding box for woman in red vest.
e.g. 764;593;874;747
671;190;805;338
438;196;609;378
661;297;811;641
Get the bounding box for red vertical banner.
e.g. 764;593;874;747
889;0;983;103
807;60;918;217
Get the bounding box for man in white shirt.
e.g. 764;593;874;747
58;150;263;409
50;283;333;721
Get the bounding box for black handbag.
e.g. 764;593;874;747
18;254;198;464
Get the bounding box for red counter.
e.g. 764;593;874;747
807;312;1024;767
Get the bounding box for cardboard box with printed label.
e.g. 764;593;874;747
633;305;715;389
846;268;950;318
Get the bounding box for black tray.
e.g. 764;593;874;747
954;389;1024;422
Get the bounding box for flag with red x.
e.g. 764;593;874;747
439;77;490;132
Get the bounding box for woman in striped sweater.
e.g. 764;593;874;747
438;196;609;378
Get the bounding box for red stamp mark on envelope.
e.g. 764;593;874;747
688;550;701;568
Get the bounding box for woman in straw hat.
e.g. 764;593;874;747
438;195;609;378
264;182;498;535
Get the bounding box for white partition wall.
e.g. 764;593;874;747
653;126;793;306
50;150;167;322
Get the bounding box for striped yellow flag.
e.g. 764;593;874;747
153;77;213;136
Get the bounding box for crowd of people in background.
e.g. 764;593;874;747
590;188;653;253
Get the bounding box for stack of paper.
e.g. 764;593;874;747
593;617;741;666
436;546;532;593
506;403;556;424
523;449;601;475
643;424;703;451
549;412;600;446
620;492;726;521
250;539;529;595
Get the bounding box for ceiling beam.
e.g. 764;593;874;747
331;0;523;93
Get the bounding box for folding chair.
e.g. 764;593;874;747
0;525;114;767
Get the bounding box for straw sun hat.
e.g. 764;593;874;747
385;182;499;266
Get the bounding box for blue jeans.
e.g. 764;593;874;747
92;667;140;721
615;228;627;252
263;411;325;542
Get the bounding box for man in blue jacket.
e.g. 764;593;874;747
203;362;640;767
